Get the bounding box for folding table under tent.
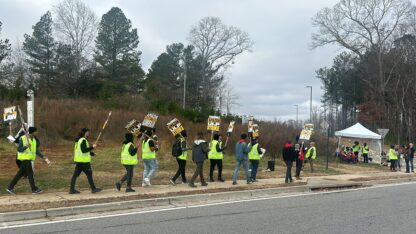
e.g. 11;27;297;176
334;123;382;163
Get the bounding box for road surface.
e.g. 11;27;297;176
1;182;416;234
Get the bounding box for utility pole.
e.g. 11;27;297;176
306;86;312;124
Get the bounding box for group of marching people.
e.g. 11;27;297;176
5;126;318;195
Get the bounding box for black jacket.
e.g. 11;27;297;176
282;143;296;162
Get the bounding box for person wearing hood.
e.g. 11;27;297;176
232;133;252;185
248;137;263;182
189;132;209;187
282;140;296;183
7;127;48;195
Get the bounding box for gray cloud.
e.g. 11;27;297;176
0;0;346;120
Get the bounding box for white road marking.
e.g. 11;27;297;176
1;180;415;230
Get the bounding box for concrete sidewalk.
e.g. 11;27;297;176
1;170;414;213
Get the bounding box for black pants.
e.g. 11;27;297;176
172;158;187;183
70;162;96;191
285;161;293;182
390;160;397;171
295;159;303;177
120;165;134;187
209;159;223;180
405;158;410;172
8;160;37;191
363;154;368;163
249;160;259;180
190;161;205;184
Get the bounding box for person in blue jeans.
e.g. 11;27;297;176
232;134;252;185
142;130;158;187
248;137;263;182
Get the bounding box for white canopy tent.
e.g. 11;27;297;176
335;123;382;163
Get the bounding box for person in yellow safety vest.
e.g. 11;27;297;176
209;134;227;182
170;131;190;185
116;133;139;192
352;141;360;163
305;142;317;173
69;128;102;194
362;143;369;163
142;129;158;187
388;145;398;172
6;127;49;195
248;137;263;182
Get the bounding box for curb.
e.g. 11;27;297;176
0;178;413;223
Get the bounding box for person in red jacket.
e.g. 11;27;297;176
294;136;305;180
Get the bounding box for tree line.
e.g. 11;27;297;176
312;0;416;144
0;0;252;119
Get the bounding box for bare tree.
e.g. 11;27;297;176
188;17;253;108
312;0;413;125
53;0;97;78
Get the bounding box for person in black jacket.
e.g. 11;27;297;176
116;133;139;192
282;140;296;183
189;132;209;187
7;127;48;195
69;128;101;194
170;131;190;185
209;134;227;182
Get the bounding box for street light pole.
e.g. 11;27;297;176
306;86;312;123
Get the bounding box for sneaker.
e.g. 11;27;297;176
209;178;215;182
169;177;176;186
251;179;258;183
32;188;43;194
6;188;15;195
188;183;197;188
69;189;80;194
126;188;136;193
218;178;225;182
201;182;208;186
232;181;237;185
182;180;187;184
116;182;121;191
92;188;102;193
144;178;151;186
247;181;253;184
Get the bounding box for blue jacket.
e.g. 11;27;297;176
235;140;251;161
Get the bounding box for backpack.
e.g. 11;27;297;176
172;139;183;157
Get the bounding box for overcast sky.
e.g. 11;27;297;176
0;0;346;121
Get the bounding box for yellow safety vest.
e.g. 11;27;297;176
388;148;398;160
177;138;187;161
306;146;317;160
142;139;156;159
17;135;36;161
248;143;261;160
74;138;91;163
121;142;138;165
362;146;369;154
353;145;360;153
208;140;223;160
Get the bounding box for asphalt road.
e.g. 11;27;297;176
2;183;416;234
